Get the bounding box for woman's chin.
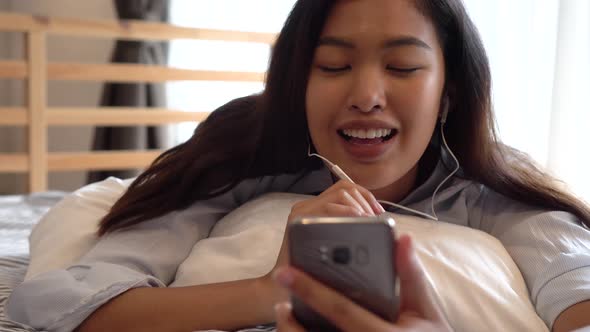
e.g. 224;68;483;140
351;170;417;202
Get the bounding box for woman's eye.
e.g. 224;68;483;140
318;65;351;73
386;66;420;74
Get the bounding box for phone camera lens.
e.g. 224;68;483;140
332;247;351;264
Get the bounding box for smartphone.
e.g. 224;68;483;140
288;216;399;332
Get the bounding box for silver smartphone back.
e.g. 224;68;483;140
288;216;399;332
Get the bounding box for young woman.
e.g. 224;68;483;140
7;0;590;331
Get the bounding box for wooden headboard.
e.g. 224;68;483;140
0;13;276;193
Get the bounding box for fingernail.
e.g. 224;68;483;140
274;302;292;316
273;268;294;288
374;202;384;214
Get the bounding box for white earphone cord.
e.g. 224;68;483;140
308;123;460;221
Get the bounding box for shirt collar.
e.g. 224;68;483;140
301;149;465;206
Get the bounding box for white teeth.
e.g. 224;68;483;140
342;128;392;139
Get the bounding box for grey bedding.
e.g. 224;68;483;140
0;192;66;332
0;192;277;332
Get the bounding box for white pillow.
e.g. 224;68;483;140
26;182;548;332
172;193;548;332
25;177;132;280
395;217;548;332
171;193;308;287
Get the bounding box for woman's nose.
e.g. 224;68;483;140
348;67;387;113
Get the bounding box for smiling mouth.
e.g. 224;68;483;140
338;128;397;142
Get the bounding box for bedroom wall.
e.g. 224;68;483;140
0;0;116;193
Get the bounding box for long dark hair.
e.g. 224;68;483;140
98;0;590;235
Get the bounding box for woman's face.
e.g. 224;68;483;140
306;0;446;202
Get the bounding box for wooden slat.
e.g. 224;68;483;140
0;107;28;125
0;11;274;193
0;153;28;172
0;60;27;79
0;61;266;82
47;108;208;126
0;151;162;172
0;107;208;126
0;13;276;44
0;60;266;82
27;31;47;192
47;62;265;82
48;150;162;171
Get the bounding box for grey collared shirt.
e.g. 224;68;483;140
6;162;590;331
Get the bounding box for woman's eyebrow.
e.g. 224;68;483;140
383;36;432;50
318;36;432;51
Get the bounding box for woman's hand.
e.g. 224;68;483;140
287;179;385;222
276;180;385;268
273;235;452;332
261;180;385;304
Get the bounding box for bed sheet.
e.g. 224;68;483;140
0;192;65;332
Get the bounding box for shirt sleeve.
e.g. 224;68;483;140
5;191;233;332
468;186;590;329
5;169;328;332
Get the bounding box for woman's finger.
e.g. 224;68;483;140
355;185;386;215
274;267;391;332
322;202;368;217
294;180;384;218
319;182;369;216
347;187;376;216
294;202;367;220
275;302;306;332
328;180;384;215
336;189;369;216
396;235;443;321
396;235;428;312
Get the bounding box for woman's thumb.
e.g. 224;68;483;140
395;235;440;318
